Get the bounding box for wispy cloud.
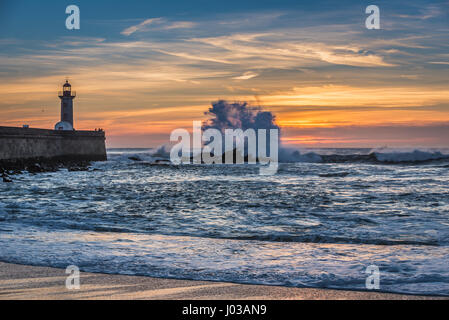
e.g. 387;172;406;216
2;7;449;147
394;5;444;20
233;71;259;80
188;33;395;67
163;21;196;30
121;18;196;36
121;18;164;36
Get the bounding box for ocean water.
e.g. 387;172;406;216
0;148;449;296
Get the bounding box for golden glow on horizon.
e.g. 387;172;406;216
1;23;449;147
260;85;449;108
1;77;449;147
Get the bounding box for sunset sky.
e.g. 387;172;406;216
0;0;448;147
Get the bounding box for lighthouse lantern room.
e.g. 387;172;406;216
55;80;76;131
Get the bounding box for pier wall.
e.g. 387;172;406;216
0;126;107;163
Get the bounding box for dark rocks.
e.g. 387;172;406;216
2;176;12;183
0;158;93;176
128;156;142;162
155;159;171;164
66;160;90;172
24;162;60;173
68;166;89;172
26;163;43;173
1;172;12;183
187;148;260;164
40;163;59;172
320;153;378;163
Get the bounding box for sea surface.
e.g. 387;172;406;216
1;147;449;296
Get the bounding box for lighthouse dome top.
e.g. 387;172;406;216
63;80;71;87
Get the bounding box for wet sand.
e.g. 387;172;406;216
0;262;445;300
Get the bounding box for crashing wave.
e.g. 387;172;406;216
279;149;322;163
107;146;172;163
107;147;449;165
281;148;449;164
374;150;448;163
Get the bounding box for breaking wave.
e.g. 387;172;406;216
107;146;171;163
106;148;449;166
110;147;449;165
278;148;449;165
2;146;449;296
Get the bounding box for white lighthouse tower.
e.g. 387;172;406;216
55;80;76;130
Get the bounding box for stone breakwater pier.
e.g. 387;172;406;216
0;80;107;180
0;126;106;178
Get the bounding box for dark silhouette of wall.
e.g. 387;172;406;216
0;126;106;162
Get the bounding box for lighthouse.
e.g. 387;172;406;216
55;80;76;130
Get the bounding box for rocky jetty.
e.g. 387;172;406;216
0;158;91;182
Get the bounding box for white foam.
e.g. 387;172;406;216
374;150;448;163
279;148;323;163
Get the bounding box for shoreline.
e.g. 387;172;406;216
0;262;446;300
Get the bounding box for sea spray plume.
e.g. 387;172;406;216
151;145;171;158
200;100;323;164
202;100;280;161
202;100;280;133
200;100;280;174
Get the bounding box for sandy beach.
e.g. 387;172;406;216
0;261;446;300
